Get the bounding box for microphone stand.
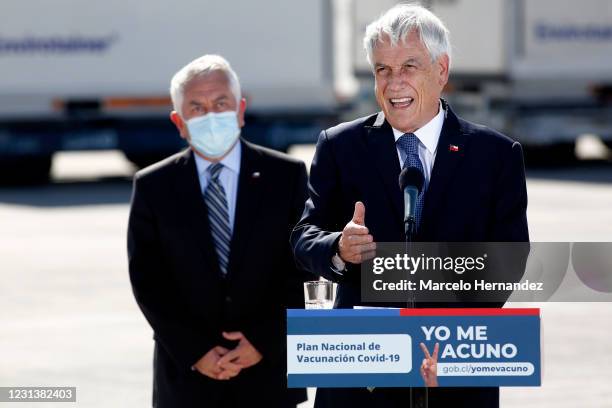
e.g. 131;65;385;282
404;215;416;309
404;218;415;244
405;217;428;408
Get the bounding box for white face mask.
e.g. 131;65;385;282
186;111;240;158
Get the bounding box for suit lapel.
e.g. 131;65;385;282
364;112;404;226
173;149;222;276
226;140;265;279
421;103;467;231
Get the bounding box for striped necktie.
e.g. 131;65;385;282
396;133;425;230
203;163;231;275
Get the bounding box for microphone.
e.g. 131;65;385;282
399;167;424;240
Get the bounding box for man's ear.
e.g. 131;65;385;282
170;111;189;141
437;54;450;87
237;98;247;128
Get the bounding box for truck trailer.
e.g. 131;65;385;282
353;0;612;162
0;0;358;182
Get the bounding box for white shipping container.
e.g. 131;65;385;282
0;0;357;116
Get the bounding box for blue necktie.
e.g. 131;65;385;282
396;133;425;230
203;163;231;275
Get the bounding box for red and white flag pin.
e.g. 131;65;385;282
449;144;460;152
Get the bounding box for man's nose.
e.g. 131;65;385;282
387;71;406;91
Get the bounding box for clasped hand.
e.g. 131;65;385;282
193;331;262;380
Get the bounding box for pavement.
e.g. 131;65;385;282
0;148;611;407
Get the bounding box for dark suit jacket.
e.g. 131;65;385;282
290;101;529;408
128;140;308;408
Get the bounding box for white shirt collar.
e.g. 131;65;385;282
193;139;242;178
391;101;445;155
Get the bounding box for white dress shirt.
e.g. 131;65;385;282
392;101;445;191
194;142;241;233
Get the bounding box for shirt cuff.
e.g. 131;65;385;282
331;253;347;272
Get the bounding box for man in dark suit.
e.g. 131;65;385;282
290;4;528;408
128;54;308;407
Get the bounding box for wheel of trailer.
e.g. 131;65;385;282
123;152;171;169
0;155;52;185
523;142;576;167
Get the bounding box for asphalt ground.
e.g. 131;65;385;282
1;145;611;407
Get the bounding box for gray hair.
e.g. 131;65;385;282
363;3;451;67
170;54;241;115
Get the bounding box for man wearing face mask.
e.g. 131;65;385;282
128;54;308;408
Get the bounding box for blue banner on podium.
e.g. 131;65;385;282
287;308;541;388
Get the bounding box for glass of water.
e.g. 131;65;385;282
304;280;333;309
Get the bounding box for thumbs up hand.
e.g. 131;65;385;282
338;202;376;264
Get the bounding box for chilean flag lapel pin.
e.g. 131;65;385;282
449;144;460;152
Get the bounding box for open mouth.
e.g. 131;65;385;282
389;97;414;109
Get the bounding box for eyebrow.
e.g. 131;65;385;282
374;57;421;69
213;95;229;103
188;95;229;106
